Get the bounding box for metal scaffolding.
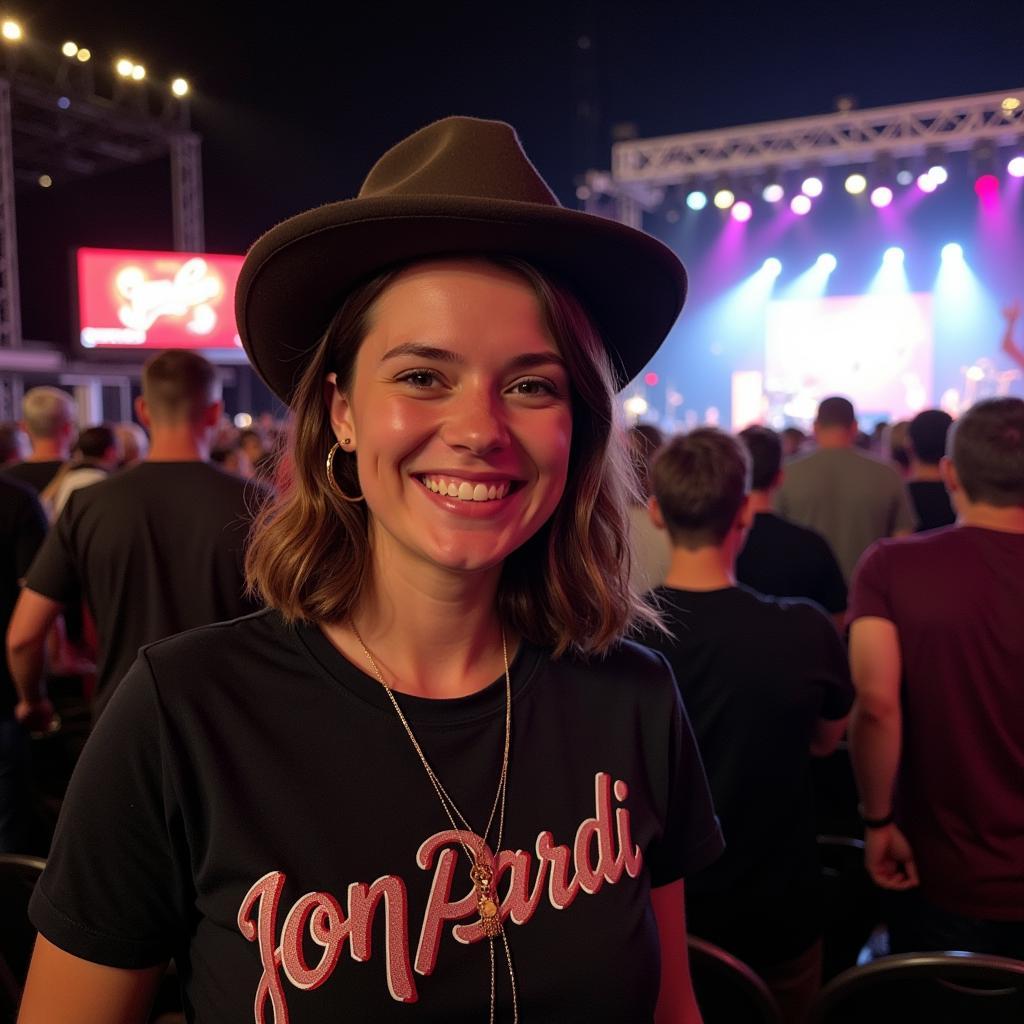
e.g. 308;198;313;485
612;89;1024;186
0;39;202;417
170;132;205;252
0;79;21;351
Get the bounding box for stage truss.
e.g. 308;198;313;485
585;88;1024;221
0;37;203;417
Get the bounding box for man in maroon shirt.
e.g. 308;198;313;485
848;397;1024;957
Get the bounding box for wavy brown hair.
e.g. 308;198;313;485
245;257;658;656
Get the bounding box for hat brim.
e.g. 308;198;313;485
236;195;687;404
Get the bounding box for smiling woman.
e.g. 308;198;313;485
248;255;643;656
19;117;723;1024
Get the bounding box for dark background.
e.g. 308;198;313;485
14;0;1024;354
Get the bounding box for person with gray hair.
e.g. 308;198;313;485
8;350;262;723
113;421;149;468
2;386;77;493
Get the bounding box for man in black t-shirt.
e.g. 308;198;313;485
736;426;847;626
0;476;48;851
7;352;262;721
1;386;76;494
642;427;853;1024
905;409;956;532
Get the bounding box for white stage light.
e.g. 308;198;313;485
845;173;867;195
801;176;824;198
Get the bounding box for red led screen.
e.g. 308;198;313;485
77;248;245;352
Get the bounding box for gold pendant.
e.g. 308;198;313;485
478;897;500;937
470;859;501;936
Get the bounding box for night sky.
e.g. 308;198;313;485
14;0;1024;350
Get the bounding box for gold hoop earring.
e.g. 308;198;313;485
326;442;364;504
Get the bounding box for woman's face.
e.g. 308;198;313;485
327;259;573;578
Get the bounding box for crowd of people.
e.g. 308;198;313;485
0;115;1021;1023
625;393;1024;1019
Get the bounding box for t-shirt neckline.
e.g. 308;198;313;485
293;617;544;726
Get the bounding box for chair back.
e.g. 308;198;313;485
688;934;783;1024
816;834;881;979
808;950;1024;1024
0;854;45;1015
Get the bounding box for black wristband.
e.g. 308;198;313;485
859;807;895;829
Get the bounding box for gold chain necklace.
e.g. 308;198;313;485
350;620;520;1024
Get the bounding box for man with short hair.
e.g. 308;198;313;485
8;351;262;721
736;425;847;624
905;409;955;531
776;396;915;581
642;427;853;1023
2;386;77;493
848;397;1024;957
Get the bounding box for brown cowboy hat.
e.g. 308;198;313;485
236;116;687;404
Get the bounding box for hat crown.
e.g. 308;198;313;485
358;116;561;207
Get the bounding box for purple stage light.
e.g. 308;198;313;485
870;186;894;208
731;200;753;222
974;174;999;198
790;194;812;216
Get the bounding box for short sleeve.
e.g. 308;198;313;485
807;606;855;720
848;541;894;625
29;653;190;968
645;655;724;888
23;503;81;606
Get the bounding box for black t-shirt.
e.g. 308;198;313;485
30;610;722;1023
736;511;848;613
2;459;64;494
25;461;261;717
642;586;853;965
0;476;48;714
908;480;956;533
